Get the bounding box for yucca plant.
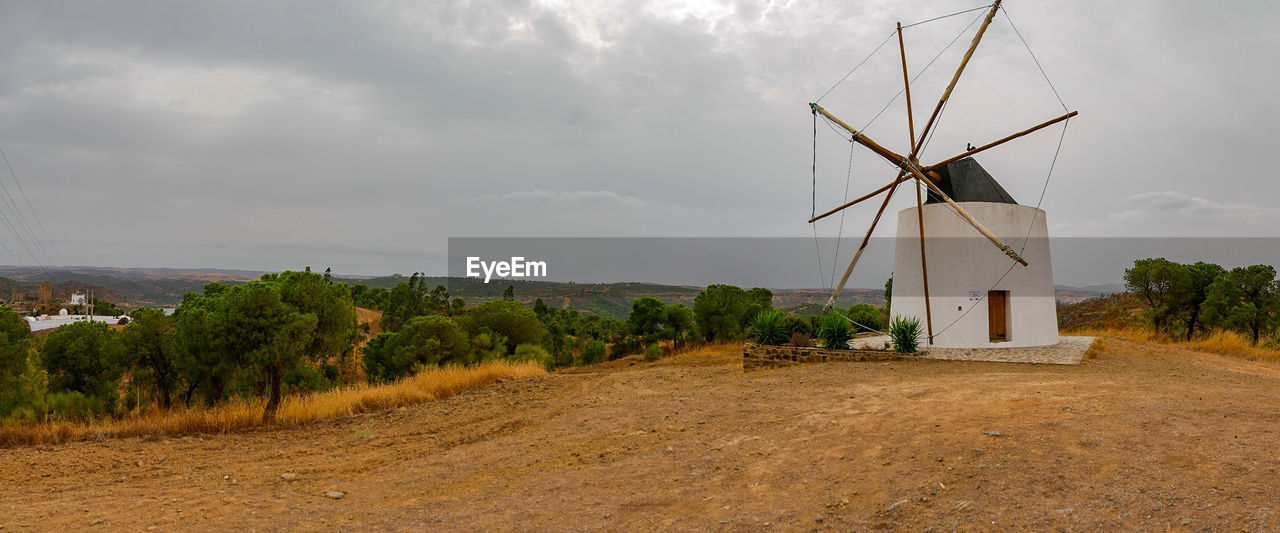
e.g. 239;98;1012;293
748;308;789;346
816;312;853;350
889;315;924;353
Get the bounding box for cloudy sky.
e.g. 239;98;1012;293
0;0;1277;278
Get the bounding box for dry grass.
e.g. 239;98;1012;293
1070;326;1280;362
0;361;545;447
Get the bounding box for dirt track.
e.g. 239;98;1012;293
3;338;1280;531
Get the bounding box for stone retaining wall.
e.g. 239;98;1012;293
742;343;901;371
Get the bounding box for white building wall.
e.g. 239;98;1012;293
889;202;1058;348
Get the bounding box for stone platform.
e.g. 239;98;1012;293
919;335;1096;365
742;336;1096;371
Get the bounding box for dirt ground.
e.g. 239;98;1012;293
3;337;1280;531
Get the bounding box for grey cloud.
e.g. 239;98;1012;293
0;1;1276;280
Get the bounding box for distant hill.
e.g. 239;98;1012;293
1053;284;1127;305
1057;292;1144;331
0;266;265;309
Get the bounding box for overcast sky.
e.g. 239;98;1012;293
1;0;1277;280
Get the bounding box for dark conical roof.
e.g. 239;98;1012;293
924;157;1016;205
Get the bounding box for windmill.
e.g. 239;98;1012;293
811;0;1076;348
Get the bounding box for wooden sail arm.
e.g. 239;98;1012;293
809;173;909;223
923;110;1077;172
911;0;1002;156
811;103;942;181
808;103;940;224
897;21;916;147
812;103;908;168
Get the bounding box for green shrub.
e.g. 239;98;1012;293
642;343;662;362
40;321;120;413
816;312;853;350
362;316;472;383
748;308;789;346
579;340;607;366
846;303;885;333
512;343;554;369
889;315;924;353
782;314;812;336
285;364;334;393
43;391;107;422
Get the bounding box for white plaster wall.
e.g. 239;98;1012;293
889;202;1058;348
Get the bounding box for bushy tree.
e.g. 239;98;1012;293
0;306;40;417
1124;258;1189;331
693;284;771;342
0;306;29;380
462;300;545;353
664;303;695;348
222;282;317;421
271;270;358;382
1202;265;1280;345
1177;262;1226;340
846;303;885;333
579;340;607;365
40;321;121;411
512;343;553;368
782;314;812;336
884;275;894;316
173;288;238;406
380;273;447;332
627;297;668;338
117;307;179;409
363;316;472;382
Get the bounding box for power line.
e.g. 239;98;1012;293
0;198;45;271
0;146;62;266
1000;5;1068;112
815;30;897;104
901;3;994;29
0;169;54;267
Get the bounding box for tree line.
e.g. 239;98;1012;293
1124;258;1280;345
5;270;884;425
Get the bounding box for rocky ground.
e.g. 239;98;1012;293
3;337;1279;531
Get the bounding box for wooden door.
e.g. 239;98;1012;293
988;290;1008;342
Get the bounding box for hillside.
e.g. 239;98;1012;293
0;267;264;309
4;338;1280;529
1058;292;1146;331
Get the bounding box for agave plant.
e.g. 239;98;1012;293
748;308;789;346
889;315;924;353
817;312;853;350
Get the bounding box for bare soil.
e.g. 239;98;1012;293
3;338;1279;531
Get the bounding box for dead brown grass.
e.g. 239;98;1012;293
1070;326;1280;362
0;361;545;447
